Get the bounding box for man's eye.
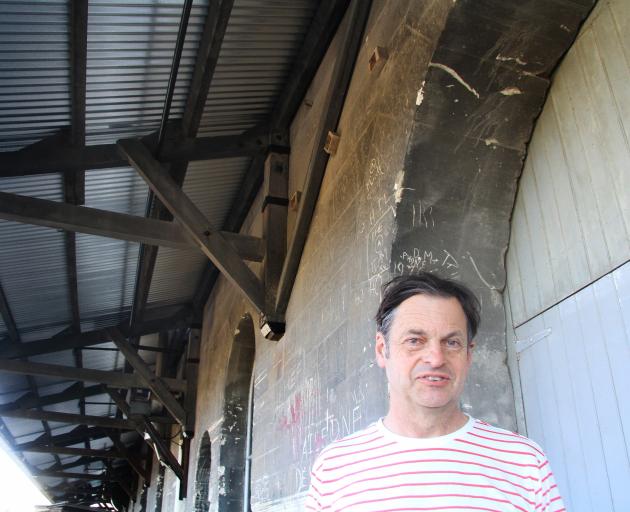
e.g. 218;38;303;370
445;339;463;350
404;338;422;346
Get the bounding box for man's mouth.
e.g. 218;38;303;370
418;374;450;382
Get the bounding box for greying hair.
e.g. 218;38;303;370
375;272;480;347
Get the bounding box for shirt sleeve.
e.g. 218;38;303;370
304;455;326;511
537;456;566;511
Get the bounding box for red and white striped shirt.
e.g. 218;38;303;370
305;416;565;512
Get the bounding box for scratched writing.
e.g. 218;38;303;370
412;200;435;229
395;248;460;278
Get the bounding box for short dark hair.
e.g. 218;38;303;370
375;272;480;343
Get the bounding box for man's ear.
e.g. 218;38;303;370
375;332;388;368
467;340;475;363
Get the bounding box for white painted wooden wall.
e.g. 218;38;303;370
504;0;630;510
506;0;630;327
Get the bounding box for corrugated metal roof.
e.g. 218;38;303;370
86;0;209;145
0;0;323;499
0;1;71;151
148;156;249;305
198;0;317;136
76;167;148;327
0;174;71;342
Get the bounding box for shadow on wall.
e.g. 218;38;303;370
194;432;212;512
219;313;256;511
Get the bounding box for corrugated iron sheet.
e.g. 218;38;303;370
0;174;71;342
0;1;71;151
148;156;249;305
77;167;148;328
198;0;317;136
86;0;209;144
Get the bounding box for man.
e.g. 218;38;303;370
305;272;565;511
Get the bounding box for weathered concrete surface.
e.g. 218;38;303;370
391;0;595;430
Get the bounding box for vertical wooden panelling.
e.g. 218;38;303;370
507;0;630;326
506;1;630;507
515;263;630;511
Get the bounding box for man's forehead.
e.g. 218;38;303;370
392;294;467;328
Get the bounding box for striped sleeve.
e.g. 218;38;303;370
536;452;566;511
304;454;326;511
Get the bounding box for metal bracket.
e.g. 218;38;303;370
514;327;552;355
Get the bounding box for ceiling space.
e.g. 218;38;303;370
0;0;349;507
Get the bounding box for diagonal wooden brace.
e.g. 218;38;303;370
107;327;186;428
117;138;266;314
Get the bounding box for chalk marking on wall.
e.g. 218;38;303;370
416;81;426;105
429;62;480;99
496;54;526;66
207;416;225;434
500;87;523;96
467;252;497;290
254;370;267;387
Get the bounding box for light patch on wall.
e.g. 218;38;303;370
429;62;480;98
416;81;425;105
500;87;523;96
393;170;414;205
496;54;526;66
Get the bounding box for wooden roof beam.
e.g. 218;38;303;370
119;139;265;314
0;408;138;430
0;358;186;393
270;0;350;130
18;446;124;459
17;426;109;450
275;0;372;315
0;129;272;178
0;383;105;413
0;282;20;345
107;328;186;428
129;0;236;332
191;2;350;312
0;305;194;359
0;191;264;261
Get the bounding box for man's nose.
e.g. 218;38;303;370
422;341;446;367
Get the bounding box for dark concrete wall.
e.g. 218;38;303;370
136;0;595;511
190;2;454;510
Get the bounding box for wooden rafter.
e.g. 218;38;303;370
67;0;90;459
19;446;124;459
0;191;264;260
0;358;186;392
0;129;271;178
130;0;236;332
0;306;192;359
276;0;372;315
17;426;108;450
0;408;138;430
270;0;350;130
106;389;182;482
119;138;266;314
0;282;20;344
107;327;186;427
0;383;105;412
190;1;350;313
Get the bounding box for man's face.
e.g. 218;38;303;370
375;294;473;417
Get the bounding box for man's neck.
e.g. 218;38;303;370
383;406;468;438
